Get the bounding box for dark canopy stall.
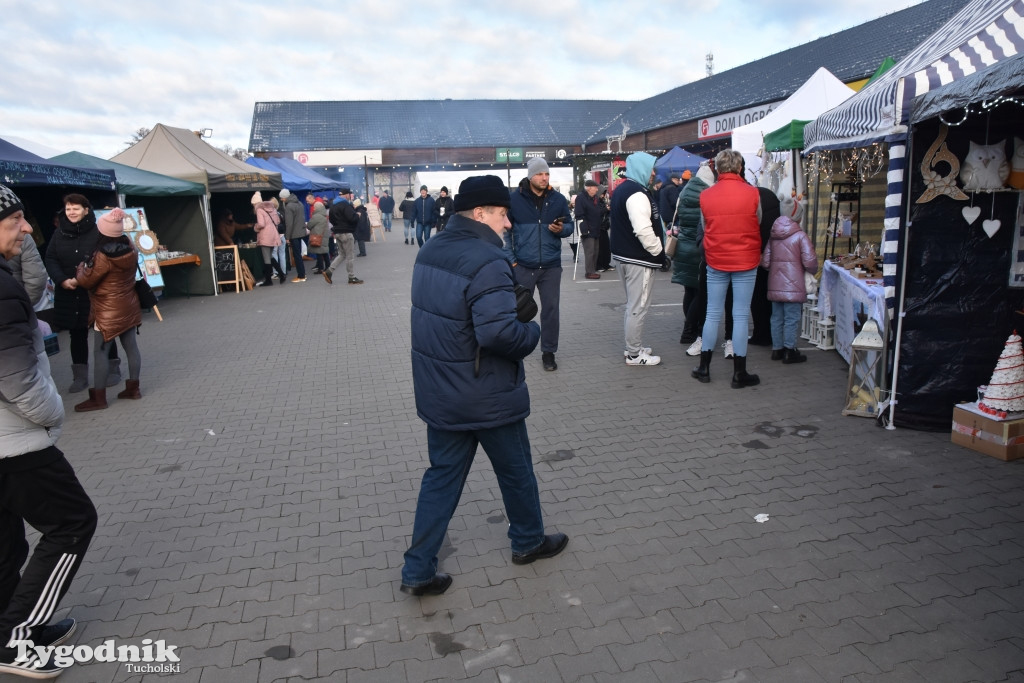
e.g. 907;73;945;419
890;55;1024;430
0;137;118;249
0;138;115;190
50;151;216;296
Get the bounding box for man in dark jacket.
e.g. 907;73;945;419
433;187;454;232
400;175;568;597
0;184;97;678
575;179;605;279
505;157;572;371
324;187;363;285
280;189;307;282
412;186;435;247
658;172;684;228
377;190;395;232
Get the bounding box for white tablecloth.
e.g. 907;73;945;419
820;261;886;363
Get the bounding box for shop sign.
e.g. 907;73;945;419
496;148;524;162
524;150;547;159
698;102;783;140
295;150;383;165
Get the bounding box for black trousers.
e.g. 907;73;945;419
0;452;96;648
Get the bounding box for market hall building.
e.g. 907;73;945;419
248;0;967;197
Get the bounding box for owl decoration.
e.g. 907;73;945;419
959;140;1010;191
1008;137;1024;190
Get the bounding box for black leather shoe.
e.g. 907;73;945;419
512;533;568;565
400;573;452;596
542;352;557;371
771;349;785;361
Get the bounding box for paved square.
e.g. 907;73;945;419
35;238;1024;682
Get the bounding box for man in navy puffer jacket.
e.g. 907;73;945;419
505;157;572;371
401;176;568;597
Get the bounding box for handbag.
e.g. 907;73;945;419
665;234;678;258
805;271;818;296
308;232;323;248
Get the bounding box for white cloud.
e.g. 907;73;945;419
0;0;928;159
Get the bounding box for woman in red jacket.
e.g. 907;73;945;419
72;208;143;411
692;150;761;388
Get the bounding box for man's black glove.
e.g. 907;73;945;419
660;252;672;271
514;284;538;322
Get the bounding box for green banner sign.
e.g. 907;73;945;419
496;148;524;162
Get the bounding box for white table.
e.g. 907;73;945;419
819;260;886;363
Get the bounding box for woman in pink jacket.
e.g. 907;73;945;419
760;193;818;364
252;192;286;286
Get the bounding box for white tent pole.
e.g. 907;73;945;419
886;133;915;430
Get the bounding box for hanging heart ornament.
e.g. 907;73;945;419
982;219;1001;238
962;206;981;224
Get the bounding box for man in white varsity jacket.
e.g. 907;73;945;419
0;183;97;679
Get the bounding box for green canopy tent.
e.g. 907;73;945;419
50;151;217;296
763;120;812;152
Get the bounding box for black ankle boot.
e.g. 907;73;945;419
691;350;711;383
271;258;286;284
731;356;760;389
261;268;274;286
782;347;807;364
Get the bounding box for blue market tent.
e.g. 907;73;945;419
246;157;312;191
50;151;216;296
270;157;343;192
653;147;706;181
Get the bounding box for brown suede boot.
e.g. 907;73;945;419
74;388;108;412
117;380;142;400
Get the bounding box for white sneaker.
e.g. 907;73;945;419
625;349;661;366
723;340;735;358
686;337;702;356
624;346;652;357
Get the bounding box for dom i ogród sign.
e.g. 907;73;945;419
698;102;783;140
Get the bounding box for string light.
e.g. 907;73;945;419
938;95;1024;126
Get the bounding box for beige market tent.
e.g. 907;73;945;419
112;124;281;193
112;124;283;295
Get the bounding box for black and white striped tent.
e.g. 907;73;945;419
804;0;1024;319
805;0;1024;152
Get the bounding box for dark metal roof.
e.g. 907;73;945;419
249;100;633;152
586;0;970;143
249;0;970;153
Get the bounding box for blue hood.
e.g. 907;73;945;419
625;152;656;186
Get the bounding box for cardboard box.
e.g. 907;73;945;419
951;403;1024;461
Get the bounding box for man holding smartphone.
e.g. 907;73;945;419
505;157;573;371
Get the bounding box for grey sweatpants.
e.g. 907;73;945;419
619;261;656;355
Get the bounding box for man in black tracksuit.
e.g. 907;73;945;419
0;184;97;678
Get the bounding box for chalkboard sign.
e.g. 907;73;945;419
214;245;242;293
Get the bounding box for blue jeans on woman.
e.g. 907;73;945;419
404;217;415;242
771;301;802;350
401;420;545;587
702;266;756;357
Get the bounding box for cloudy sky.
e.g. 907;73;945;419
2;0;927;160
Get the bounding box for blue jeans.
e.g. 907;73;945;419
382;213;392;231
416;222;432;246
702;266;756;356
274;237;288;271
771;301;802;350
289;238;306;278
404;217;415;241
402;420;545;586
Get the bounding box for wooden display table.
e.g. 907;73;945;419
157;253;202;297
